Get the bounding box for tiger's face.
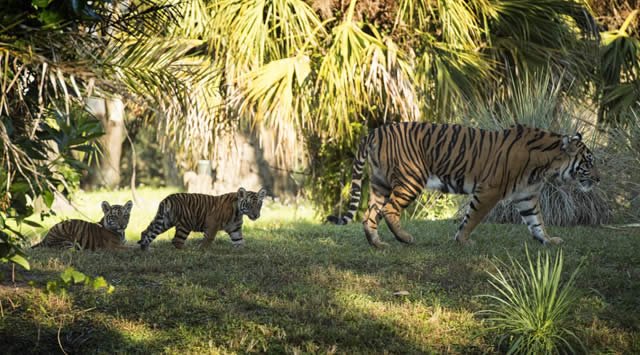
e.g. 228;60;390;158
559;133;600;192
237;187;267;220
101;200;133;234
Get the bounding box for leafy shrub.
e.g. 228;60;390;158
304;123;369;219
42;267;114;297
479;247;584;354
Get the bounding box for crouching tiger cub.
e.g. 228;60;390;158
32;200;133;250
327;122;599;247
137;187;267;250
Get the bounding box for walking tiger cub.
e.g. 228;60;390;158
137;187;267;250
32;200;133;250
327;122;600;247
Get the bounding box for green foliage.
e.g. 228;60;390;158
305;121;374;219
598;9;640;125
479;247;584;354
597;109;640;223
0;230;30;270
403;191;463;221
0;108;103;267
42;267;114;297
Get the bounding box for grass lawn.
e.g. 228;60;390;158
1;187;639;354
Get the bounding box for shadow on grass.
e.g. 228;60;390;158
0;316;153;354
5;218;639;353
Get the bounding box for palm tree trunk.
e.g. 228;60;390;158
86;97;125;188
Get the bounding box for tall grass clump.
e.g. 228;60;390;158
479;247;584;354
462;70;612;226
596;109;640;223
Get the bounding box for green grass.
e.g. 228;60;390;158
1;187;639;354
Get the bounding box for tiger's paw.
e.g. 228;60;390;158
548;237;564;245
395;233;415;245
171;240;185;249
372;240;389;248
364;226;388;248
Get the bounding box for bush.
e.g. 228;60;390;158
596;109;640;223
479;247;584;354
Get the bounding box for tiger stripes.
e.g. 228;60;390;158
328;122;599;247
32;200;133;250
137;187;266;250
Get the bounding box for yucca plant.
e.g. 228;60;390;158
479;246;584;354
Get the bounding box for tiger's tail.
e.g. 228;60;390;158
326;133;372;225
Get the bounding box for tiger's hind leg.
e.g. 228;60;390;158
171;224;191;249
513;194;562;244
381;185;420;245
362;185;388;248
455;192;500;245
139;202;174;250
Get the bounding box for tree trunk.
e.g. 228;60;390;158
162;146;182;187
86;97;125;189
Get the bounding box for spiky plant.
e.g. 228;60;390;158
479;247;584;354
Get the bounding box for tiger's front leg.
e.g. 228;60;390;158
514;194;563;244
225;222;244;247
455;192;501;245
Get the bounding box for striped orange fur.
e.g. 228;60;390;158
328;122;599;247
138;187;266;250
33;200;133;250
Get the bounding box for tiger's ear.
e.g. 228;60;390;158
101;201;111;214
258;188;267;200
237;187;246;199
561;136;578;156
124;200;133;213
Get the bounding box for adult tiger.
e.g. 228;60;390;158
137;187;267;250
327;122;599;247
32;200;133;250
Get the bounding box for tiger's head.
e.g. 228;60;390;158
559;133;600;192
237;187;267;221
101;200;133;237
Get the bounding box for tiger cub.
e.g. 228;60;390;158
137;187;267;250
328;122;599;247
32;200;133;250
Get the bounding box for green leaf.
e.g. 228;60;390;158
92;276;108;290
22;220;43;228
71;145;96;153
38;9;64;25
9;254;30;270
43;190;55;209
32;0;53;7
71;269;86;283
9;182;29;194
60;268;74;283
